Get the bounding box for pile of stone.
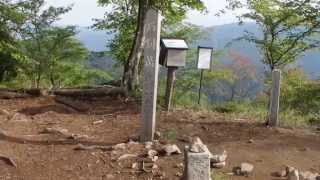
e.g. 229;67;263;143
233;163;254;177
188;137;227;169
275;166;320;180
102;138;182;179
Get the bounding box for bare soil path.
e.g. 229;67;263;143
0;96;319;180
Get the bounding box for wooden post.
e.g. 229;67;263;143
165;67;178;111
140;8;162;142
198;69;204;105
269;69;281;127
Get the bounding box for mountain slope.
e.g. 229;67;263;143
76;23;320;78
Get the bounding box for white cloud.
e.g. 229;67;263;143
45;0;242;27
45;0;106;27
186;0;245;27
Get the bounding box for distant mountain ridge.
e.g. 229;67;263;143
76;23;320;78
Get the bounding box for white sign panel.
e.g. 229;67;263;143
166;49;187;67
197;48;213;70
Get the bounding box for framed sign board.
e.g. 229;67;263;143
197;47;213;70
160;38;189;67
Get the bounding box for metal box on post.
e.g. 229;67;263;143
160;38;189;67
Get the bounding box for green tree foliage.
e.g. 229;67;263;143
94;0;206;92
1;0;112;88
281;68;320;115
20;26;88;88
0;0;27;81
226;0;320;70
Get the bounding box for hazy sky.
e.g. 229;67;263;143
46;0;241;27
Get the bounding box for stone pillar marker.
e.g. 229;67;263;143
183;146;211;180
140;8;162;142
269;69;281;127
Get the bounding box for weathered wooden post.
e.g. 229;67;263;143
159;38;189;111
268;69;281;127
165;67;178;111
140;8;162;142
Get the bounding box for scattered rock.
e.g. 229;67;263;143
240;163;254;176
211;150;227;163
113;143;126;151
92;120;103;125
286;166;296;175
201;125;209;131
162;144;181;156
153;156;159;162
69;134;89;140
175;172;183;177
152;164;158;170
154;131;161;139
117;154;138;161
189;137;212;156
131;162;138;169
106;174;115;179
175;163;184;169
211;161;226;169
299;171;319;180
40;127;69;136
274;170;287;177
127;140;139;146
288;169;299;180
147;149;158;159
248;139;254;143
144;141;153;149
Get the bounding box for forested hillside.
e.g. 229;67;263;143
79;23;320;78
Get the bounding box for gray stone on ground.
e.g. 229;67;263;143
106;174;115;179
117;154;137;161
275;170;287;177
299;171;319;180
154;131;161;139
147;149;158;159
145;141;153;149
113;143;126;150
240;163;254;176
211;150;227;163
211;161;226;169
287;169;299;180
189;137;213;157
162;144;181;156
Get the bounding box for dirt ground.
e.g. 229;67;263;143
0;95;319;180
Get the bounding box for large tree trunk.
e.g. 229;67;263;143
122;0;149;94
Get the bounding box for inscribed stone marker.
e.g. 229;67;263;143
269;69;281;127
184;147;211;180
140;8;162;142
